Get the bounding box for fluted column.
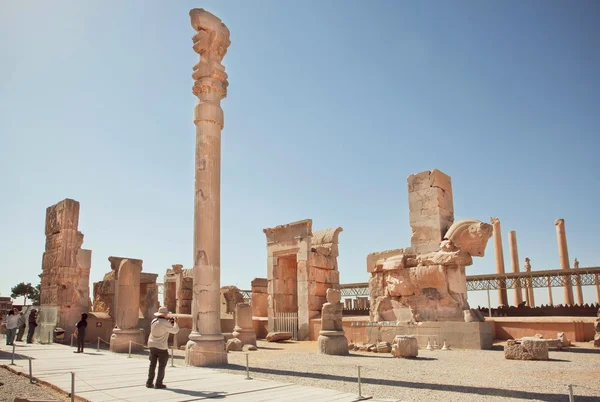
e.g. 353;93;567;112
185;8;231;367
508;231;523;306
524;257;535;307
547;276;553;306
573;258;584;305
490;218;508;307
555;219;574;305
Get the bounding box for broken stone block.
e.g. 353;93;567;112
242;344;258;352
504;340;549;360
266;331;292;342
226;337;243;352
391;335;418;358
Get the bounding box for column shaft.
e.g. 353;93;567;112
555;219;574;305
547;276;553;306
508;231;523;306
490;218;508;307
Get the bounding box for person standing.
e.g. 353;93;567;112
146;306;179;389
6;310;19;345
16;312;26;342
27;309;38;344
74;313;88;353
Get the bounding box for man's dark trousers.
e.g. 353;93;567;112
26;325;35;343
147;347;169;386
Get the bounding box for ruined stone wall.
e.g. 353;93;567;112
40;199;89;336
251;278;268;317
367;169;492;324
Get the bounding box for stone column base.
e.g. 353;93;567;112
317;330;349;355
110;328;145;353
232;327;257;347
185;338;228;367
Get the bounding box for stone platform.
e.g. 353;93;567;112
0;342;391;401
318;317;493;349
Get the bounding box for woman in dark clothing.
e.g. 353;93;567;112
74;313;88;353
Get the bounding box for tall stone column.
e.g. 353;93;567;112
110;259;145;353
490;218;508;307
595;274;600;304
573;258;584;305
185;8;231;367
524;257;535;307
555;219;574;305
507;231;523;306
547;276;553;306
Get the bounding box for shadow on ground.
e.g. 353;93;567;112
220;363;598;402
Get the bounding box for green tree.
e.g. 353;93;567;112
11;282;37;306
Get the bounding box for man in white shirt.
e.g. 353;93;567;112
146;306;179;389
6;308;20;346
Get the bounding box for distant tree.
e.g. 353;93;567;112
11;282;37;306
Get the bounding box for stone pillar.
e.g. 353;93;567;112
110;259;144;353
407;169;454;254
547;276;553;306
232;303;256;346
317;288;348;355
76;249;92;312
573;259;584;305
595;274;600;304
172;264;184;314
524;257;535;308
185;8;230;367
490;218;508;307
555;219;574;305
507;231;523;306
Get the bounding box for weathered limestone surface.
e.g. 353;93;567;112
110;258;145;353
490;218;508;307
317;288;348;355
408;169;454;254
573;258;584;305
40;199;90;339
508;231;523;306
504;339;549;360
524;258;535;307
263;219;342;340
391;335;418;358
251;278;268;317
266;332;292;342
555;219;574;305
185;8;231;367
226;337;242;352
232;302;256;346
368;172;492;324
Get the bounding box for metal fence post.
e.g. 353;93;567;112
568;384;574;402
71;334;74;347
357;366;362;399
128;341;132;358
29;357;34;383
170;346;175;367
70;372;75;402
245;353;251;380
11;343;16;365
97;337;100;352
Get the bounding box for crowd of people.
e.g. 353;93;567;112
4;307;38;345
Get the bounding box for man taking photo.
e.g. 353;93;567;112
146;306;179;389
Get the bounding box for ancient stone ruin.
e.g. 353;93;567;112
262;219;342;340
92;256;158;348
317;288;348;355
40;198;91;340
185;7;231;367
368;169;493;323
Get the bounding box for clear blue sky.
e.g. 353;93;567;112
1;1;599;309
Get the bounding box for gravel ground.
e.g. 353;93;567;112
0;366;69;402
205;341;600;402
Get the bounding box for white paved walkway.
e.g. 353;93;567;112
0;343;388;401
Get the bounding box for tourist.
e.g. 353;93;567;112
27;309;38;344
146;306;179;389
74;313;88;353
6;310;19;345
16;311;26;342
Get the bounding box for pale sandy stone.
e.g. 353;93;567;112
504;339;549;360
266;332;292;342
444;219;493;258
186;8;231;367
317;288;348;355
232;302;256;347
555;219;574;305
391;336;418;358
